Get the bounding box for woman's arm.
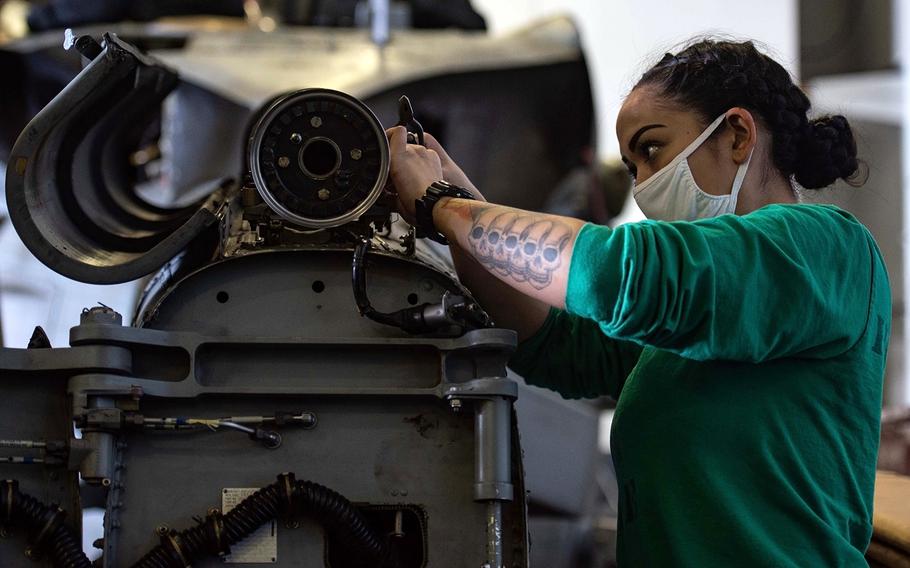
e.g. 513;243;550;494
436;198;585;310
413;131;564;341
388;127;584;318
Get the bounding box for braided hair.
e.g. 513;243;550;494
635;39;861;189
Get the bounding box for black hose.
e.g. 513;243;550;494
352;237;400;328
131;472;391;568
0;480;93;568
352;238;439;333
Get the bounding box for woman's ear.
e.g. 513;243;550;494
725;108;757;164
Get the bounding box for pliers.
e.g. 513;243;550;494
396;95;425;146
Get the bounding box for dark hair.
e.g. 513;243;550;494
635;39;862;189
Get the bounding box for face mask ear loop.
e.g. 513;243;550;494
728;146;755;205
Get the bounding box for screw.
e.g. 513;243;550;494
310;116;323;128
207;508;220;517
317;188;331;201
350;148;362;160
284;520;300;529
290;132;302;144
450;399;463;413
391;510;405;538
278;156;290;168
101;478;111;487
155;525;169;537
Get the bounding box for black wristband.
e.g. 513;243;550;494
414;180;476;245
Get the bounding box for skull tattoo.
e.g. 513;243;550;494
467;208;573;289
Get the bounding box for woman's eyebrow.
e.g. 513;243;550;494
628;124;666;152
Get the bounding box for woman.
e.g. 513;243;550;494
387;39;890;566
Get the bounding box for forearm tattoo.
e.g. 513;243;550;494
466;206;574;289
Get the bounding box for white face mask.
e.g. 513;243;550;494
632;113;753;222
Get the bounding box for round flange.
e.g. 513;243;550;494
248;89;390;229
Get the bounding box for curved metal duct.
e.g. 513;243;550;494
4;32;226;284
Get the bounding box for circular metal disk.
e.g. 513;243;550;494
248;89;390;229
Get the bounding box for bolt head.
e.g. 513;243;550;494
350;148;363;160
278;156;290;168
310;116;323;128
317;188;331;201
449;398;463;412
290;132;302;144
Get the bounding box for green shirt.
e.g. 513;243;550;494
509;204;890;567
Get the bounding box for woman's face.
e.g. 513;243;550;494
616;86;741;197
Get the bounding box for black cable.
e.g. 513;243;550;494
0;480;93;568
131;472;391;568
352;237;404;328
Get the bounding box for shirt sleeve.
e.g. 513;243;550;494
566;204;878;363
508;306;643;399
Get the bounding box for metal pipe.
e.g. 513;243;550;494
484;501;503;568
369;0;390;47
474;397;514;502
474;396;512;568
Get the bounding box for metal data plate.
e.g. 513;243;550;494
222;488;278;563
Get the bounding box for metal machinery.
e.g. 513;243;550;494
0;17;604;568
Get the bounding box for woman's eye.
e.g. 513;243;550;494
641;143;660;162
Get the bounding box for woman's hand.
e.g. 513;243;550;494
386;126;444;223
386;127;486;223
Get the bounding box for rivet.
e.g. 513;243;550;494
278;156;290;168
310;116;323;128
350;148;362;160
